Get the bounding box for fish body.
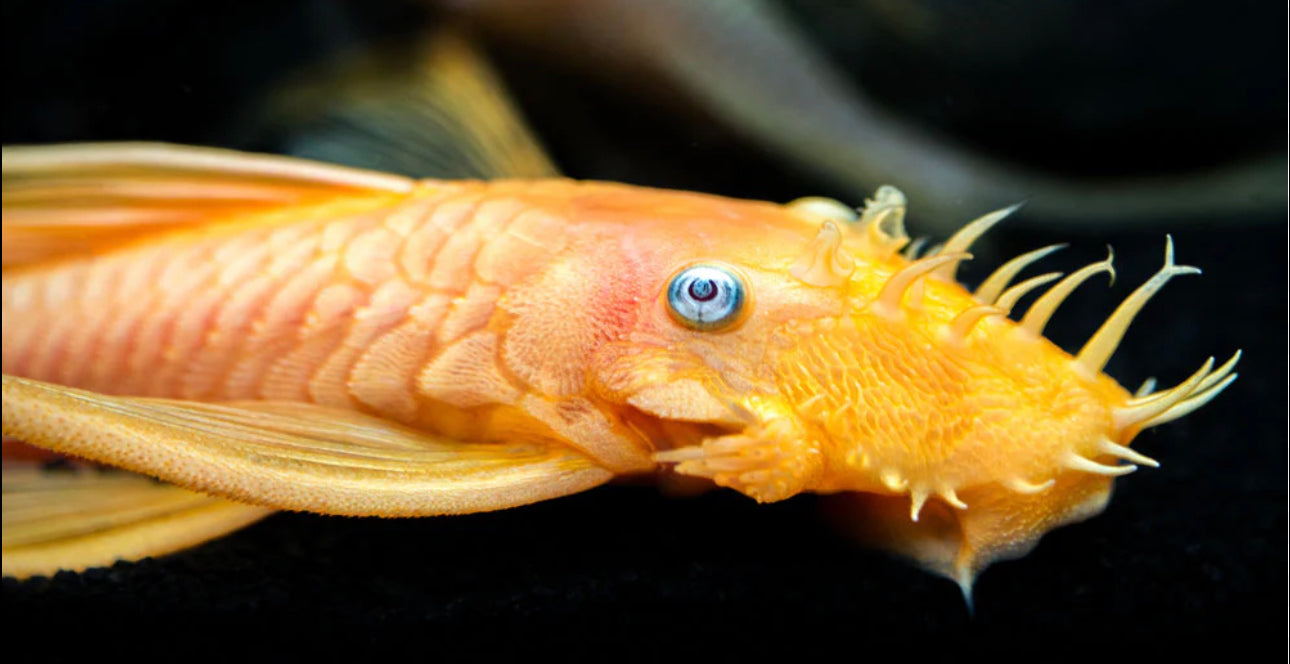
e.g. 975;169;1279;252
5;177;841;475
0;145;1238;590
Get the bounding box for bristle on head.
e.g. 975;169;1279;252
945;271;1064;342
993;272;1063;314
1095;438;1160;467
1114;357;1214;429
944;305;1005;344
1137;373;1238;428
871;253;969;320
1020;247;1115;336
930;202;1022;283
1114;351;1241;432
974;243;1067;305
902;237;930;261
908;487;968;522
1076;236;1200;376
909;489;929;521
856;186;909;258
790;220;856;287
1062;451;1137;477
1134;377;1158;398
940;487;968;510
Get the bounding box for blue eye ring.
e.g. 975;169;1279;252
666;264;747;331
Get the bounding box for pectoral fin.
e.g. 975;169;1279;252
1;375;613;517
2;462;273;579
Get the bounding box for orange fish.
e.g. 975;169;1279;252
1;140;1237;597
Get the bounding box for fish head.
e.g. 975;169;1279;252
585;185;1235;589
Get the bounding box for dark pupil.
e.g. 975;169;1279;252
688;278;718;302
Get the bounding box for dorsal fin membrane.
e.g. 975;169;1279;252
2;142;415;268
258;30;560;180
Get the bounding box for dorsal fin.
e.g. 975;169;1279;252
2;142;414;268
256;29;560;180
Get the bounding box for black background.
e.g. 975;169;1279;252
3;0;1285;658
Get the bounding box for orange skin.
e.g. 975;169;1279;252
1;177;1231;589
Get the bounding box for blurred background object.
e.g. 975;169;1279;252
454;0;1286;229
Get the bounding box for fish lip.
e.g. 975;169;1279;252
625;395;758;463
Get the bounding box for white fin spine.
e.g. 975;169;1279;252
974;243;1067;305
1077;236;1201;375
1134;377;1158;398
1020;247;1116;336
930;202;1022;282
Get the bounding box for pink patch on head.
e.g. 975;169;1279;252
501;235;658;397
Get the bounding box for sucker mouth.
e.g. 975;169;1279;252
621;405;748;459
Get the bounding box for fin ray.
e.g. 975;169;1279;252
259;30;559;180
1;375;613;517
2;463;272;579
2;142;414;267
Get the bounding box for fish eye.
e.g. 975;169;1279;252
666;264;746;331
